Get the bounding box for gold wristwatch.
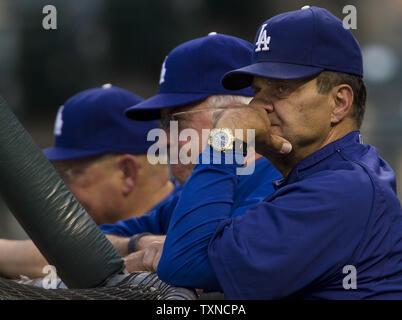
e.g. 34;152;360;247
207;128;247;153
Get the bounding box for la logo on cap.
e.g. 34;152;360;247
54;105;64;136
102;83;112;89
255;23;270;52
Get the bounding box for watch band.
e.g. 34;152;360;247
127;232;152;254
233;138;247;154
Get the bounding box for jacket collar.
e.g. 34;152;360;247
272;130;362;189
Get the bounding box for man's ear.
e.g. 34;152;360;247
330;84;354;125
118;154;138;197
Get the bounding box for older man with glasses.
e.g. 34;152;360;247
100;33;282;279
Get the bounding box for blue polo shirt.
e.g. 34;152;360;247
158;131;402;299
100;158;281;237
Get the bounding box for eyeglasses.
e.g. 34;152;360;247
159;106;232;129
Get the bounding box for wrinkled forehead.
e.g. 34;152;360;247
52;158;91;170
51;159;93;181
52;153;115;171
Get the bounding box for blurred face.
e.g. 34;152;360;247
250;76;332;154
160;100;213;185
52;154;123;225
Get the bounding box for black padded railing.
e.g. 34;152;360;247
0;272;197;300
0;96;124;288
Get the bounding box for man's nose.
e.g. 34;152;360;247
249;97;274;113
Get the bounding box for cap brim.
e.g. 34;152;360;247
222;61;324;90
125;92;214;121
43;146;108;161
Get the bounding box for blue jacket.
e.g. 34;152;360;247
158;131;402;299
100;158;281;236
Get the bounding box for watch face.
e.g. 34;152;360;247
212;131;231;150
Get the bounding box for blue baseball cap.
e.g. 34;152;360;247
125;33;255;120
43;84;159;161
222;6;363;90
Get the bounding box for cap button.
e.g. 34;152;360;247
301;5;310;10
102;83;112;89
208;32;217;36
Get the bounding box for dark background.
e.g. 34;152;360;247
1;0;401;238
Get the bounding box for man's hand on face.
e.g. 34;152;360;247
212;104;292;157
124;239;164;273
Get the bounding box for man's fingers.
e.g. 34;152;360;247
142;246;157;271
124;250;146;273
143;241;164;272
136;234;166;251
152;243;163;271
270;134;292;154
256;133;292;156
213;104;251;129
124;243;163;273
209;103;293;155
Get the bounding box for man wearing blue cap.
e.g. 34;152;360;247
0;85;178;279
158;7;402;299
100;33;282;273
42;85;176;225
